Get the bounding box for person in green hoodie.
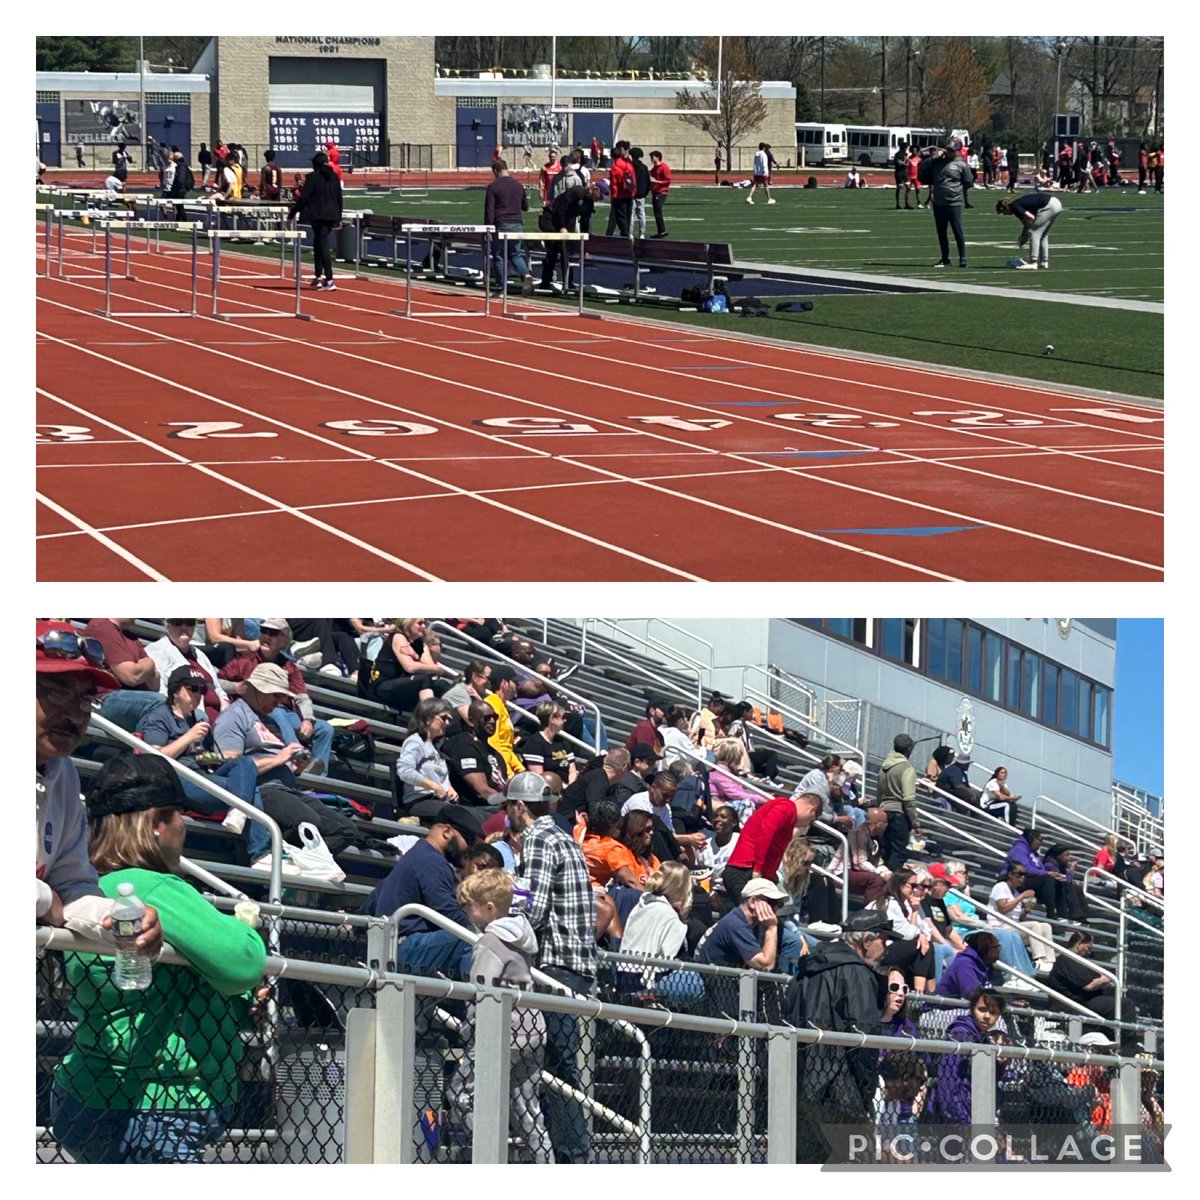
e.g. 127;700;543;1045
51;752;268;1163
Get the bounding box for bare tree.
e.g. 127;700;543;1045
675;38;768;167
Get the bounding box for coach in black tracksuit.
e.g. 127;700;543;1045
540;183;595;289
918;138;975;269
291;151;344;289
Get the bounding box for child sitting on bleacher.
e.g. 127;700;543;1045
448;869;550;1163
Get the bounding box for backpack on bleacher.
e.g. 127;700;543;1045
329;719;377;786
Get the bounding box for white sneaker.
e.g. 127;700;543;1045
766;198;777;205
251;852;304;878
805;921;843;936
290;637;321;658
222;808;247;835
1014;262;1038;270
1001;977;1040;993
318;663;343;677
297;652;322;670
746;197;754;204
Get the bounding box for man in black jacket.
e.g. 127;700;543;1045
786;913;892;1161
539;181;597;291
291;151;343;290
918;138;975;268
630;147;652;238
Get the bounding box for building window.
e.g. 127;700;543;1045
1094;687;1110;745
457;96;498;108
1005;646;1021;709
1061;669;1078;732
983;632;1003;702
880;618;916;665
145;92;189;104
1077;679;1093;739
573;97;613;109
36;91;61;103
1021;652;1041;718
966;626;983;693
1042;662;1059;725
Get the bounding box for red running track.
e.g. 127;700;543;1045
36;230;1163;582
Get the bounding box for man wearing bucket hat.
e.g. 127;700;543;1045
35;621;162;956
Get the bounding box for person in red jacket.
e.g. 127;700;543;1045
648;150;672;238
606;141;636;236
718;791;820;911
539;147;562;205
324;140;344;182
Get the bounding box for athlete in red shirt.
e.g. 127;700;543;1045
648;151;672;238
539;149;562;205
607;142;637;236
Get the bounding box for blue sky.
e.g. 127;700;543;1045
1112;618;1164;795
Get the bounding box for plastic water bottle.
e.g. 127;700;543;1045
111;882;152;991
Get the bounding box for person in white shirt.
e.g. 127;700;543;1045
987;862;1056;969
694;803;741;888
874;868;939;992
747;142;776;205
616;861;704;1005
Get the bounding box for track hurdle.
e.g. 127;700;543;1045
49;209;137;281
200;202;300;279
208;228;309;321
395;224;493;318
497;231;599;320
95;221;203;319
37;204;54;277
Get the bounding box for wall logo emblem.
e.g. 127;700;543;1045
955;697;975;757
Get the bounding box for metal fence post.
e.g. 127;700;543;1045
1110;1059;1142;1164
970;1045;996;1135
344;998;377;1163
472;987;515;1163
376;978;419;1163
735;971;759;1163
367;919;398;974
766;1030;797;1164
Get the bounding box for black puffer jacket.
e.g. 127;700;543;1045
292;160;343;223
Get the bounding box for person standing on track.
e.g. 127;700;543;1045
998;192;1062;270
198;142;213;189
630;147;652;239
607;141;637;235
919;137;974;268
260;149;282;202
649;150;672;238
539;147;562;207
290;151;343;291
714;140;723;185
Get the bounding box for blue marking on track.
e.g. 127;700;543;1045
818;525;984;537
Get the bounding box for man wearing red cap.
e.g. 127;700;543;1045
35;622;162;954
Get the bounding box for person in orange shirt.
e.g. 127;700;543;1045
610;810;661;889
324;140;344;182
577;800;637;888
539;147;562;205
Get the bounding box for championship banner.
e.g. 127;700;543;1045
501;104;569;148
65;99;142;145
268;112;382;167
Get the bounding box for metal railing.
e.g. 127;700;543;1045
738;681;865;771
1083;866;1166;915
1024;790;1135;850
644;619;714;680
1112;785;1165;856
428;620;602;753
741;664;816;722
577;618;703;709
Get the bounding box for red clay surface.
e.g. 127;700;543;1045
36;228;1163;582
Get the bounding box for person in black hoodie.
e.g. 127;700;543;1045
786;912;894;1161
629;147;652;239
291;151;343;290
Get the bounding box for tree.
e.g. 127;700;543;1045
675;38;767;168
922;39;992;133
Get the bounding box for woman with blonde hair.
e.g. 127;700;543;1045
709;737;766;822
362;617;458;717
616;861;704;1005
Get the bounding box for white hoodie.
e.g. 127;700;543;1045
469;912;545;1049
35;757;116;941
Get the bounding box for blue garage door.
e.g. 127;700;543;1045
456;105;496;168
147;102;191;161
37;101;61;167
572;113;613;158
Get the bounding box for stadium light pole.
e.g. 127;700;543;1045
819;38;825;122
1053;38;1068;160
138;36;146;170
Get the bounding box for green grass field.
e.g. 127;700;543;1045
356;183;1164;398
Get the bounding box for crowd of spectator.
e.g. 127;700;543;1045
35;619;1163;1164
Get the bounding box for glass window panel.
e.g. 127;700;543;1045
1060;670;1078;733
880;619;904;660
1093;687;1110;746
944;619;963;685
1078;679;1093;738
926;619;946;678
1022;652;1041;718
967;627;983;694
1006;647;1022;709
984;634;1003;701
825;619;853;638
1042;662;1059;725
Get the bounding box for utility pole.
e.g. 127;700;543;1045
1054;38;1068;158
820;37;825;122
138;35;146;169
880;37;888;125
905;38;913;125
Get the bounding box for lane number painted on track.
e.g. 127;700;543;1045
322;419;438;437
476;417;599;434
776;413;899;429
1049;407;1161;424
912;409;1043;427
37;424;94;443
628;416;732;432
163;421;277;440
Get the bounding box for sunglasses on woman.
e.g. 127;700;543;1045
888;982;911;994
37;629;106;667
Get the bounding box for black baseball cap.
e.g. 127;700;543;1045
86;752;187;819
489;665;518;686
436;804;485;845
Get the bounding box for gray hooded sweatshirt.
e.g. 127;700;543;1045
468;912;545;1048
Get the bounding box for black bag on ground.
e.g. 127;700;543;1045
257;782;361;856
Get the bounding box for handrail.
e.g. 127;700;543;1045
645;618;715;674
1077;879;1165;940
1030;792;1135;848
427;620;602;753
944;885;1121;1021
502;699;596;760
580;617;702;709
388;901;653;1160
1084;865;1166;913
913;807;1007;862
587;617;709;680
741;664;816;720
88;711;285;906
740;681;864;768
991;960;1118;1025
917;776;1025;840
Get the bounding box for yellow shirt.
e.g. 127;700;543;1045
484;692;524;776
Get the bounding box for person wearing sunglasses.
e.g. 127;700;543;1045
988;860;1057;972
80;618;165;733
875;966;929;1146
874;868;939;994
35;622;162;957
144;619;227;724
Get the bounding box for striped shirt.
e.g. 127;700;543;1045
520;815;597;978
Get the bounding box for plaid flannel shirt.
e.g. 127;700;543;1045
520;815;597;978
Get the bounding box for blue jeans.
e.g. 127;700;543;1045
778;921;804;976
180;758;272;862
272;707;334;778
396;929;472;979
654;968;705;1006
492;220;530;284
581;714;609;751
98;689;164;732
539;964;591;1163
934;941;957;982
992;928;1036;976
51;1084;232;1163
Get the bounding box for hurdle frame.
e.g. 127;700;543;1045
395;224;493;319
498;231;599;320
199;201;300;280
209;229;310;321
38;204;54;278
95;221;203;319
51;209;136;281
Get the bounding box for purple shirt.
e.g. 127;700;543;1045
484;175;528;226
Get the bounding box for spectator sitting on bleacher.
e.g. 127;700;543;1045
145;619;228;723
451;618;509;649
394;697;458;815
923;867;968;982
644;772;707;866
201;619;259;670
82;618;163;732
442;700;508;807
138;665;269;856
988;860;1057;971
615;862;705;1005
876;966;927;1140
1043;843;1090;923
36;622;162;953
519;701;577;786
795;754;854;831
287;618;359;677
830;805;891;904
211;663;363;873
372;804;485;978
218;619;334;777
935;930;1000;998
778;835;824;930
726;701;784;782
689;692;729;752
363;618;457;716
699;876;792;971
626;697;668;756
577;798;632;889
695;803;740;889
483;665;526;776
1091;833;1120;875
927;988;1011;1125
502;770;597;1163
941;860;1037;979
1048;930;1132;1031
1002;828;1065;919
935;751;982;809
721;791;820;910
458;842;505;878
612;810;661;892
922;743;953;785
709;738;769;823
442;659;492;723
659;705;698;766
877;734;922;870
612;744;650;807
982;765;1021;825
560;747;625;820
51;753;266;1164
875;869;938;994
